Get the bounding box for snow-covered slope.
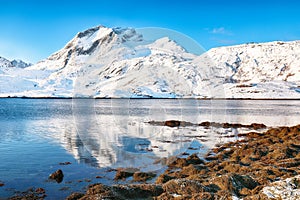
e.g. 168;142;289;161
207;41;300;98
1;25;300;98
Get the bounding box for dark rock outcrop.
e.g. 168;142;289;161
49;169;64;183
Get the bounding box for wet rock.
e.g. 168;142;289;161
198;121;267;130
163;179;204;195
114;171;134;180
9;187;47;200
156;192;175;199
156;174;175;184
147;120;165;126
277;159;300;168
186;153;205;164
0;181;4;187
133;171;156;182
149;120;267;131
192;192;215;200
168;157;189;168
114;168;137;180
112;184;163;199
49;169;64;183
164;120;181;127
148;120;195;127
59;161;71;165
204;154;219;161
66;192;84;200
211;174;259;197
199;121;211;127
162;179;217;197
180;164;208;176
82;183;163;199
168;153;205;168
35;187;45;194
222;122;243;128
86;183;111;195
248;123;267;130
214;190;233;200
230;174;259;196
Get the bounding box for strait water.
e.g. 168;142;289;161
0;98;299;199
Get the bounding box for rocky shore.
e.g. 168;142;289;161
9;123;300;199
67;124;299;200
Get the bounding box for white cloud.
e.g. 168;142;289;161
210;27;232;35
212;27;226;34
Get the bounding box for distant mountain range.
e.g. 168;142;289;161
0;25;299;98
0;56;31;68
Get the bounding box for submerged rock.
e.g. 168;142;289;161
49;169;64;183
59;161;72;165
9;187;47;199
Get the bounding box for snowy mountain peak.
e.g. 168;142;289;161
75;26;143;44
0;56;31;68
30;26;147;71
0;56;13;68
148;37;188;55
10;59;32;68
76;26;105;38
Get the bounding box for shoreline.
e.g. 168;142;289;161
7;123;300;199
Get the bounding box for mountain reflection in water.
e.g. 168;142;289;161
57;99;299;170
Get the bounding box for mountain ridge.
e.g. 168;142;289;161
1;25;299;98
0;56;32;68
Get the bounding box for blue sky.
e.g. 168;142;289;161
0;0;300;63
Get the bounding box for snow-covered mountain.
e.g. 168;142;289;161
0;56;13;68
0;56;32;68
1;25;300;98
207;41;300;98
10;59;32;68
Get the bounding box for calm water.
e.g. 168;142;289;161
0;98;299;199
